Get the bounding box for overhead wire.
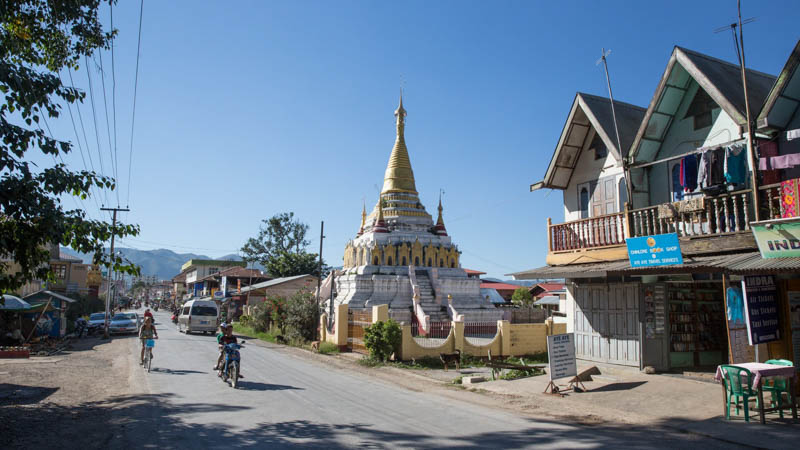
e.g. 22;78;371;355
126;0;145;210
40;114;90;216
110;2;120;207
96;52;118;202
85;54;112;209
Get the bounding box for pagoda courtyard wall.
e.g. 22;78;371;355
325;304;562;360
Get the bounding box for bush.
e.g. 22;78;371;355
238;315;252;328
318;341;339;354
284;290;319;342
363;319;402;362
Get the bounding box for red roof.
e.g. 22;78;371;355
464;269;486;275
480;282;522;292
533;282;565;292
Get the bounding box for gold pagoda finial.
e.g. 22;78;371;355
361;201;367;227
436;191;444;226
382;94;417;194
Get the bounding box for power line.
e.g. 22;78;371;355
110;3;120;206
97;52;118;202
127;0;145;209
85;54;112;210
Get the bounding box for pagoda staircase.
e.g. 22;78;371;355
414;270;449;322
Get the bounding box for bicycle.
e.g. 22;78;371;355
143;337;157;372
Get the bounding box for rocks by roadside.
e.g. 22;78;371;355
0;335;138;449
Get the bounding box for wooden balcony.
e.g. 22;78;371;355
545;188;776;266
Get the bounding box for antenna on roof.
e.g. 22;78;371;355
714;16;756;65
596;48;632;206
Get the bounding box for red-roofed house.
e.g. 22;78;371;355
529;282;565;300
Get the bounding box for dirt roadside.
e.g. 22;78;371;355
0;335;141;449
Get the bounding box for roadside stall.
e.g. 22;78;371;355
0;294;32;358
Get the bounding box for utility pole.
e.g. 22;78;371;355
598;48;633;207
736;0;762;222
315;221;324;341
100;206;129;339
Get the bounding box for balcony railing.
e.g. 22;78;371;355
629;189;753;238
548;212;626;252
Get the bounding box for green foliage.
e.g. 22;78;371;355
452;375;465;384
240;212;327;277
232;323;278;344
283;290;319;342
511;287;534;307
318;341;339;354
237;314;252;328
0;0;140;293
357;356;385;367
363;319;402;362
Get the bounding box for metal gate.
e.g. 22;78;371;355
347;309;372;354
574;283;640;367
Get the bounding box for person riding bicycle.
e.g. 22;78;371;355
139;317;158;365
143;308;153;322
217;324;243;378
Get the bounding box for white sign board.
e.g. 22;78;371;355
221;276;228;295
547;333;577;381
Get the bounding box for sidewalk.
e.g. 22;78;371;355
402;361;800;449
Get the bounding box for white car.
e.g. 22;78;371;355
109;312;140;335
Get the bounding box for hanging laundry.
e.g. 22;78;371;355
682;154;698;192
724;145;746;185
697;150;708;188
698;148;725;190
759;153;800;170
787;129;800;141
758;141;780;185
781;178;800;218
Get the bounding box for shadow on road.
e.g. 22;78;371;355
590;381;648;393
149;368;206;376
233;381;303;392
0;384;59;406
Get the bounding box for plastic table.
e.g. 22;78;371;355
716;362;798;424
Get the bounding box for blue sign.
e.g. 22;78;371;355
742;275;781;345
625;233;683;267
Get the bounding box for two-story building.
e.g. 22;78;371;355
513;43;800;373
178;259;247;298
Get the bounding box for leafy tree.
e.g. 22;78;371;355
283;290;319;342
363;319;402;362
1;0;140;294
511;287;535;307
241;212;326;277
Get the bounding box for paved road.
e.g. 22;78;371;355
110;309;739;449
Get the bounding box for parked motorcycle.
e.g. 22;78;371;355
219;341;245;389
171;313;178;324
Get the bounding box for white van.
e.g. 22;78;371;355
177;299;219;334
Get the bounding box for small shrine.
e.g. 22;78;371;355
334;97;502;325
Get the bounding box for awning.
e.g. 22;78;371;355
535;295;561;306
508;252;800;279
24;290;78;304
0;294;32;311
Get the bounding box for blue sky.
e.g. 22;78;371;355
42;1;799;278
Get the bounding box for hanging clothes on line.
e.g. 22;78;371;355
759;153;800;170
758;141;780;185
680;154;698;192
697;147;725;191
724;145;746;185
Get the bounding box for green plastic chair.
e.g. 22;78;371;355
764;359;794;419
720;365;757;422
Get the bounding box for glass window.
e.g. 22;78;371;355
590;133;607;160
579;187;590;219
190;306;217;316
51;264;67;279
618;177;628;211
685;88;716;130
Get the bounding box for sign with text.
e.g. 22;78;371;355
626;233;683;268
546;333;577;381
742;275;781;345
752;220;800;258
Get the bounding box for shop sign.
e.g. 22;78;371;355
221;276;228;296
752;220;800;258
626;233;683;268
546;333;577;380
742;275;781;345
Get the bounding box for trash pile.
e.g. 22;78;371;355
27;336;72;356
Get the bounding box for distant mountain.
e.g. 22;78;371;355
60;247;210;280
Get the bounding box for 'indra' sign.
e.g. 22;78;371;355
742;275;781;345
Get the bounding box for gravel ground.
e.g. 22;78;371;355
0;334;139;449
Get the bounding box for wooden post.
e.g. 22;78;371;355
722;274;734;364
547;217;553;252
24;297;52;343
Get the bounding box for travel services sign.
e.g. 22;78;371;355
625;233;683;268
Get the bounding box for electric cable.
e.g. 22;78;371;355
126;0;145;209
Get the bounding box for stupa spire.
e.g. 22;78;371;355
433;190;448;236
357;201;367;236
381;94;417;194
373;197;389;233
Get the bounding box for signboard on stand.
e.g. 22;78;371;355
742;275;781;345
626;233;683;268
544;333;577;394
788;291;800;370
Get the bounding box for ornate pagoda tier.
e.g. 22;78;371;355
335;97;502;324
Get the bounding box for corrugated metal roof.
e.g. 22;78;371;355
480;288;507;305
510;251;800;279
239;274;314;293
535;295;561;306
757;40;800;130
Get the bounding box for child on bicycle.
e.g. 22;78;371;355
139;317;158;365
